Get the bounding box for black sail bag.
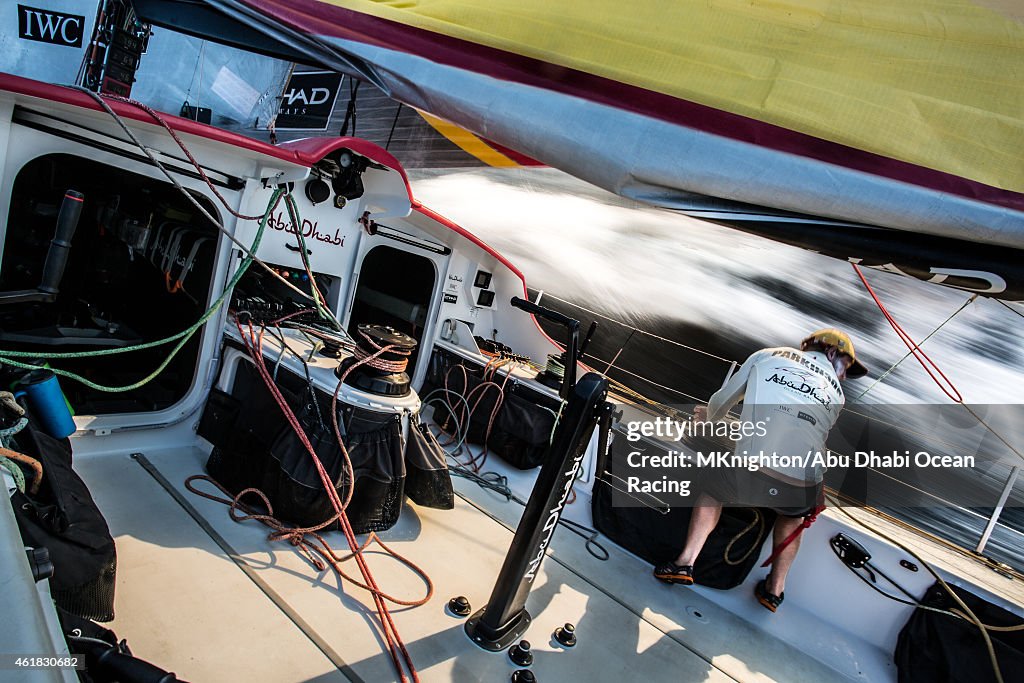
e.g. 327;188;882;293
10;423;117;621
403;413;454;509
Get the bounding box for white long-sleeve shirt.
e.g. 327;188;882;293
708;347;845;484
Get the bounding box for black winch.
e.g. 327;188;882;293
336;324;418;396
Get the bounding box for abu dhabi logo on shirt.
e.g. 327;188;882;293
765;366;835;410
769;348;842;394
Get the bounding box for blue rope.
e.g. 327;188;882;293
0;417;28;449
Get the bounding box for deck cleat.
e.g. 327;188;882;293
447;596;472;617
553;623;576;648
511;670;536;683
509;640;533;667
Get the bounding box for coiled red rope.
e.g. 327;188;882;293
184;475;432;605
232;318;423;681
353;329;412;374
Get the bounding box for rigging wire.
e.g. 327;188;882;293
181;39;207;120
339;78;361;137
852;264;1024;465
72;86;314;300
851;263;963;402
996;299;1024;319
385;103;403;151
853;292;976;401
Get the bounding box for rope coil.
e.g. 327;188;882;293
352;330;412;374
220;318;423;681
184;475;432;607
0;447;43;495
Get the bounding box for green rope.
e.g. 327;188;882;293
0;188;285;392
283;194;341;331
0;456;25;493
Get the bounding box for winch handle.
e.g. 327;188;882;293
580;320;598;357
510;296;577;329
510;296;580;399
39;190;84;295
0;190;84;306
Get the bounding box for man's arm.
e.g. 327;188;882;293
706;352;760;421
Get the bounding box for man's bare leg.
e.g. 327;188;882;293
673;494;723;566
765;515;805;595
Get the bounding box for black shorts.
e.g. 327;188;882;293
698;467;822;517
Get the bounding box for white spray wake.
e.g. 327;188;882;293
410;168;1024;409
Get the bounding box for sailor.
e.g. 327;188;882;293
654;328;867;612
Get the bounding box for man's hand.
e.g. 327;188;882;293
692;405;708;422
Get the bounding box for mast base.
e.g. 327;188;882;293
464;607;531;652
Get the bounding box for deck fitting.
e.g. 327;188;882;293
511;670;536;682
447;595;472;617
553;623;576;647
509;640;533;667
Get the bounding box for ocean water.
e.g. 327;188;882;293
410;167;1024;571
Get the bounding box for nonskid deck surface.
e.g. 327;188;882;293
76;446;863;682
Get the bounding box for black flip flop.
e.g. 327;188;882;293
653;562;694;585
754;579;784;612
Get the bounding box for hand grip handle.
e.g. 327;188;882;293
509;296;577;329
38;190;84;295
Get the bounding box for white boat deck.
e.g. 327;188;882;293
71;444;873;683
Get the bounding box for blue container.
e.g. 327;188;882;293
16;370;76;439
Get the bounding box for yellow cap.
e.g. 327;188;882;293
802;328;868;378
